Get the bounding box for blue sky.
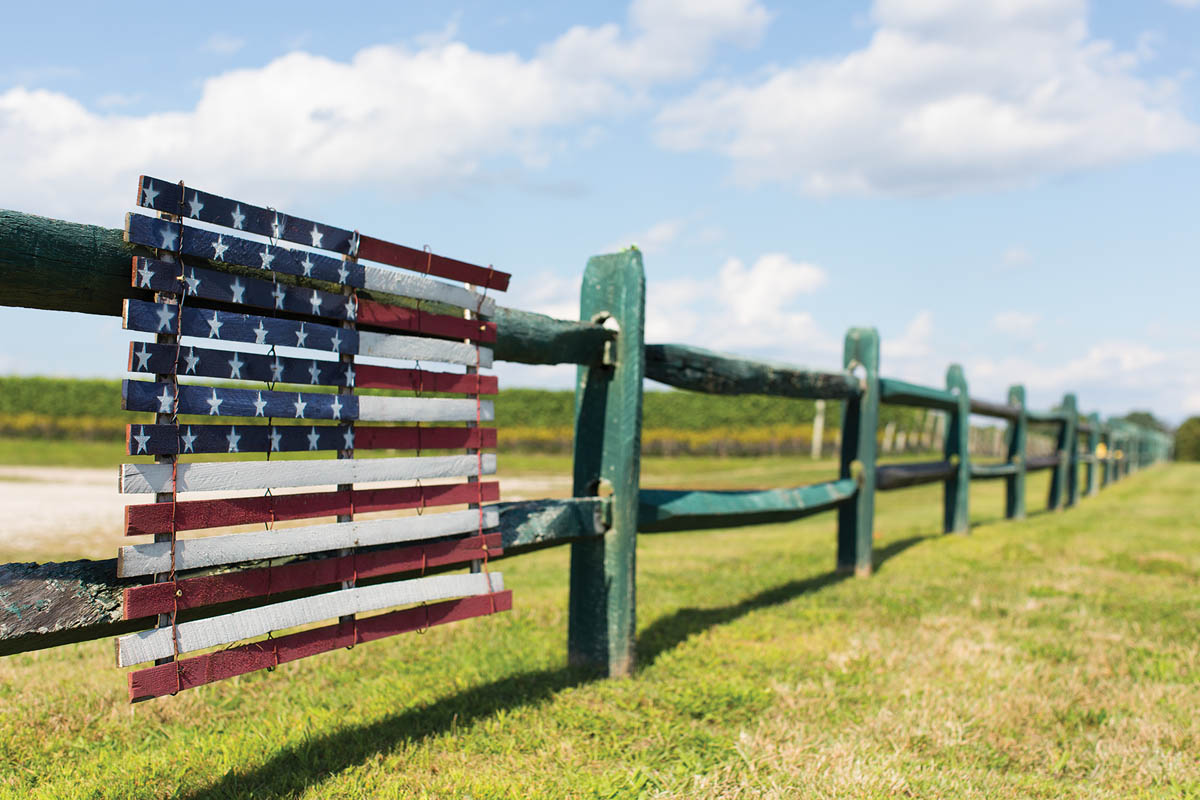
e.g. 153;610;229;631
1;0;1198;421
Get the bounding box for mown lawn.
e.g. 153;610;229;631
0;457;1196;798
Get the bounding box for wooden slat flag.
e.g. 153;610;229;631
118;176;511;702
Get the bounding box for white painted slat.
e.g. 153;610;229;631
117;508;500;577
117;571;504;666
120;453;497;494
358;397;494;423
359;331;492;368
363;264;496;317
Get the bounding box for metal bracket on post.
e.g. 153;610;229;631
837;327;879;577
943;364;970;534
567;250;645;677
1004;384;1027;520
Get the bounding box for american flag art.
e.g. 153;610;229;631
116;176;511;702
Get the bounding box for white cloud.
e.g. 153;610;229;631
883;310;934;360
0;0;768;223
200;33;246;56
603;218;685;254
656;0;1197;195
1002;245;1032;267
991;310;1038;337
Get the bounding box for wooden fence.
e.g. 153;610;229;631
0;209;1173;677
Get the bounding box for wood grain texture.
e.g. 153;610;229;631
126;423;497;456
118;508;501;577
838;327;880;577
120;452;498;494
127;591;512;701
645;343;860;400
135;177;510;290
879;377;958;412
876;460;956;491
123;533;502;617
117;571;505;665
2;500;596;655
568;250;645;677
638;479;857;533
127;341;496;393
359;329;490;368
0;210;603;366
122;380;492;424
125;480;499;535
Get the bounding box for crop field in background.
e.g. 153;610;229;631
0;454;1195;799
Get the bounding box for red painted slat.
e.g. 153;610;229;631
353;425;497;452
125;480;500;536
356;235;510;292
355;366;498;393
357;298;497;343
123;533;502;618
127;591;512;701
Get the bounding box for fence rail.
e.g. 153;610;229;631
0;208;1174;675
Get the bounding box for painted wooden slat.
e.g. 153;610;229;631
117;570;505;665
126;422;497;456
124;532;502;618
127;592;512;701
879;377;958;412
359;329;491;368
122;379;493;423
644;343;861;400
638;479;857;533
134;177;510;290
127;211;360;287
124;299;491;367
118;507;501;577
127;342;497;393
120;452;498;494
361;264;496;316
876;460;956;491
125;480;500;535
133;256;496;343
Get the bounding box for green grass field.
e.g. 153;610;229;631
0;457;1196;798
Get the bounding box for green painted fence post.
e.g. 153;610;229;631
1048;394;1077;510
1004;384;1027;519
1099;423;1111;488
943;364;970;533
837;327;879;577
1065;395;1081;507
568;250;645;677
1085;412;1101;497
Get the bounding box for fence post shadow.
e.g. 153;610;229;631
635;533;928;669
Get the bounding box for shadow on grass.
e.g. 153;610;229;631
637;534;928;667
182;534;929;800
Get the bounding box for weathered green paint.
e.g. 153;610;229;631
568;251;645;677
1084;412;1101;497
970;462;1018;479
837;328;879;577
1048;394;1078;510
0;208;611;367
879;377;958;412
876;460;955;491
943;364;970;533
500;498;609;552
638;479;857;533
1004;384;1027;520
644;343;860;400
492;306;611;365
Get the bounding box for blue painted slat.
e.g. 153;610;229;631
123;298;357;354
126;212;363;288
129;342;353;386
124;379;358;421
136;178;355;257
134;256;355;323
127;422;353;455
